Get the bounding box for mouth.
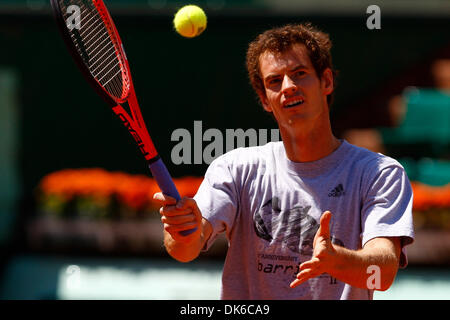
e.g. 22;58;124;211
283;98;305;109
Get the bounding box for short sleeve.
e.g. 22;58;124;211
361;164;415;268
194;155;239;251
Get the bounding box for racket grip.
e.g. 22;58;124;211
149;157;197;236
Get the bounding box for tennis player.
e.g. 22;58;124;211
154;23;414;299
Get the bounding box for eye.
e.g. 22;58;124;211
267;77;281;86
294;70;306;77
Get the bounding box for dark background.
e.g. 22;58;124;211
0;0;449;300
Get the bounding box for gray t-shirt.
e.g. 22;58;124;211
194;140;414;300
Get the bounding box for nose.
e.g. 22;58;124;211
281;74;297;95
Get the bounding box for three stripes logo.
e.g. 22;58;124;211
328;184;345;197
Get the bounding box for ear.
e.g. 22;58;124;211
258;90;272;113
321;68;334;96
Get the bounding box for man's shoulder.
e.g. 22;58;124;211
344;141;404;171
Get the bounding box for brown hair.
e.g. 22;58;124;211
246;23;337;107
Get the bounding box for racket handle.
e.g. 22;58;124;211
149;157;197;236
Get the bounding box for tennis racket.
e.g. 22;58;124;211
50;0;196;236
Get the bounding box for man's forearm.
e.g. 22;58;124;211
329;240;400;291
163;218;213;263
164;230;203;263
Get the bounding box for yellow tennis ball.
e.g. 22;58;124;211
173;5;207;38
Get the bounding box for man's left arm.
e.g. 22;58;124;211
290;211;402;291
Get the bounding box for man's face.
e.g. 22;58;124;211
258;44;333;132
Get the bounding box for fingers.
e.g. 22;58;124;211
290;268;322;288
153;192;177;206
160;203;199;231
155;194;202;241
299;257;320;271
318;211;332;239
159;205;193;217
164;220;199;233
290;279;302;288
161;212;195;224
175;197;200;213
154;193;200;220
290;258;323;289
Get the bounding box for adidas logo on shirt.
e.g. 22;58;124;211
328;184;345;197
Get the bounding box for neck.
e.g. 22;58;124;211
280;118;341;163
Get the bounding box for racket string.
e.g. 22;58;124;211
60;0;127;100
78;8;102;36
89;41;116;70
79;14;104;42
84;29;109;52
96;60;120;83
88;45;114;68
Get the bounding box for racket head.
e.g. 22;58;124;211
50;0;131;107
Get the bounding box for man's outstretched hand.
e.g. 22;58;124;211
290;211;335;288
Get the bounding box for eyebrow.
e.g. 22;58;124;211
264;64;309;81
289;64;308;72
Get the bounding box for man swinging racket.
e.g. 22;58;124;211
154;23;414;300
